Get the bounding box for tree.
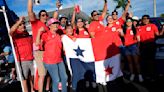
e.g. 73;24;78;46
113;0;131;11
160;13;164;18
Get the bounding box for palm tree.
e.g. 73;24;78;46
113;0;130;11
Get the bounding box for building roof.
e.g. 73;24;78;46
25;7;90;22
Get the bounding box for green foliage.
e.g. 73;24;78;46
113;0;131;11
160;13;164;18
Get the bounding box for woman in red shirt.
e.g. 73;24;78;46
71;7;91;38
75;18;91;38
36;18;67;92
122;18;143;82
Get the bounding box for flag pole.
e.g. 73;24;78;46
1;6;25;92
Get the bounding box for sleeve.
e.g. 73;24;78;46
113;34;122;47
30;19;38;28
98;16;103;21
88;22;96;33
153;24;158;33
118;17;125;26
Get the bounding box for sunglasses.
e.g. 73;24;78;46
112;13;118;15
142;18;149;20
19;22;25;26
41;14;48;17
93;13;99;16
77;20;83;23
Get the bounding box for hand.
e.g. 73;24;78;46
56;0;62;9
18;16;25;23
72;37;76;42
127;0;130;3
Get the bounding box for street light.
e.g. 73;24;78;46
153;0;156;17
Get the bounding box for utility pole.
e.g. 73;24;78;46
153;0;156;17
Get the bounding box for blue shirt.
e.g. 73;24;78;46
3;46;15;63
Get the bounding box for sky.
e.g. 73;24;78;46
5;0;164;18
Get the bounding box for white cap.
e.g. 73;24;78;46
132;16;139;21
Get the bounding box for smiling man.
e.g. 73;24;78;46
88;0;108;38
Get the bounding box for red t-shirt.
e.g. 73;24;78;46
113;17;125;27
74;29;90;38
138;24;158;43
12;30;33;62
41;31;63;64
88;16;105;37
105;24;122;46
92;28;120;61
124;28;138;46
31;19;49;50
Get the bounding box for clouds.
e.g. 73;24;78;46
5;0;164;17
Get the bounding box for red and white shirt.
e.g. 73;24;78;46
113;17;125;27
105;24;122;46
12;30;33;62
124;28;138;46
31;19;49;50
137;24;158;43
74;29;90;38
88;16;105;37
41;31;63;64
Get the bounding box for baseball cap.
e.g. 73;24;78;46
59;14;68;21
132;16;139;21
47;18;60;26
126;18;132;22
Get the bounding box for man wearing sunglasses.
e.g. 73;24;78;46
137;15;161;81
28;0;49;92
112;0;131;27
88;0;108;38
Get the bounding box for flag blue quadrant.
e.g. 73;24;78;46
70;58;96;89
0;0;5;6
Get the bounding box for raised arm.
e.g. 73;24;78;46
10;17;24;36
71;6;76;29
35;27;45;45
28;0;36;21
122;0;131;20
53;0;62;19
101;0;108;20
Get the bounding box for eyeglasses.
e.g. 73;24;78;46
77;20;83;23
112;13;118;15
19;22;25;26
93;13;99;16
142;18;149;20
41;14;48;17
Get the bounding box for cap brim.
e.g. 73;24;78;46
59;17;68;21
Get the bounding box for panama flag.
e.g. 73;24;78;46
62;32;123;86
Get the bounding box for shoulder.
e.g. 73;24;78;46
30;19;39;24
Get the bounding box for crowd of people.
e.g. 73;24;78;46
0;0;164;92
